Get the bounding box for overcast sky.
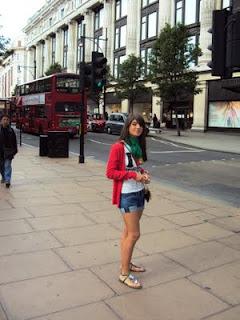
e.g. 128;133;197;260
0;0;46;42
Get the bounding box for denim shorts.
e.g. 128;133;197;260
119;189;145;214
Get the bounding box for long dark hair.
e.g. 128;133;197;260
119;113;147;161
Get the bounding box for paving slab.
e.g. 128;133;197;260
34;302;120;320
27;203;86;217
136;229;200;254
92;254;192;294
189;260;240;305
0;200;12;210
0;207;33;221
217;234;240;251
52;223;119;246
26;213;93;231
0;219;33;236
202;206;239;218
165;241;240;272
0;250;70;284
181;222;234;241
78;200;115;212
144;198;188;216
8;196;62;208
164;210;215;227
0;269;114;320
56;239;144;270
204;305;240;320
211;216;240;232
106;278;228;320
84;208;121;224
0;304;7;320
0;231;62;256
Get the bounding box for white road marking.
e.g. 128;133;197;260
150;150;205;154
89;139;111;146
151;137;205;151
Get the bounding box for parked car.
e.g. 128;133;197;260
105;112;149;135
105;112;128;135
87;113;106;132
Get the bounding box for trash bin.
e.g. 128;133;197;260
39;135;48;157
47;131;69;158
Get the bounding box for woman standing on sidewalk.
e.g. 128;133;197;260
106;113;150;289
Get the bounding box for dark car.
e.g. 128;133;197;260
105;112;149;135
105;112;128;135
87;113;106;132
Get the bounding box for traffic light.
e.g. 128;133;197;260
208;9;230;77
91;51;107;93
79;62;92;90
226;11;240;69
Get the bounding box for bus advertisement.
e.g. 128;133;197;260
15;73;87;137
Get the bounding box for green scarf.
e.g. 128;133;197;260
126;136;143;160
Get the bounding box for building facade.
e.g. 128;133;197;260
0;40;26;98
23;0;238;131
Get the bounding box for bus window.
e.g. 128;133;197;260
55;102;80;113
35;105;47;118
56;77;80;93
29;82;36;94
20;85;25;95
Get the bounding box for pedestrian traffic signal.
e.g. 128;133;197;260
226;11;240;70
80;62;92;90
91;52;107;92
207;9;230;77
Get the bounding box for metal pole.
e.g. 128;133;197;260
79;24;86;163
103;27;108;119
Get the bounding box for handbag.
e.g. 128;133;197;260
144;185;151;202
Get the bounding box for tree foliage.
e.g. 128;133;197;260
0;35;10;57
114;54;149;113
149;23;201;102
45;62;62;76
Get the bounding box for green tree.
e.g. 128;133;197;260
149;23;201;136
114;54;149;114
0;35;10;57
45;62;62;76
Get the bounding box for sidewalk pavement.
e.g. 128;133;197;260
0;145;240;320
149;128;240;155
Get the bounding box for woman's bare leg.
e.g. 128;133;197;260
121;211;142;275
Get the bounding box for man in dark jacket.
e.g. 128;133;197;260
0;114;18;188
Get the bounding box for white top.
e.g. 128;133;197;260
121;144;144;194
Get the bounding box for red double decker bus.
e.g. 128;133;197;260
15;73;86;137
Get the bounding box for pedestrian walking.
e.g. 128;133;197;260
152;113;160;128
0;114;18;188
106;113;150;289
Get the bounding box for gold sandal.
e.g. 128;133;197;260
130;262;146;273
119;273;142;289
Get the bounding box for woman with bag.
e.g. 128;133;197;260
0;114;18;188
106;113;150;289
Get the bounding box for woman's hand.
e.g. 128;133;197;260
135;172;151;184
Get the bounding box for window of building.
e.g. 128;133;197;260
94;34;104;52
142;0;157;8
175;0;201;25
141;11;157;40
49;17;52;26
94;7;104;31
76;20;84;72
140;47;152;75
114;54;126;78
41;42;45;76
63;29;68;69
115;0;127;20
222;0;232;8
61;8;65;18
51;36;56;64
115;24;127;49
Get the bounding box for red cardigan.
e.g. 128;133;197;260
106;141;142;207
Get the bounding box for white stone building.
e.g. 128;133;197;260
0;40;26;98
23;0;237;131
